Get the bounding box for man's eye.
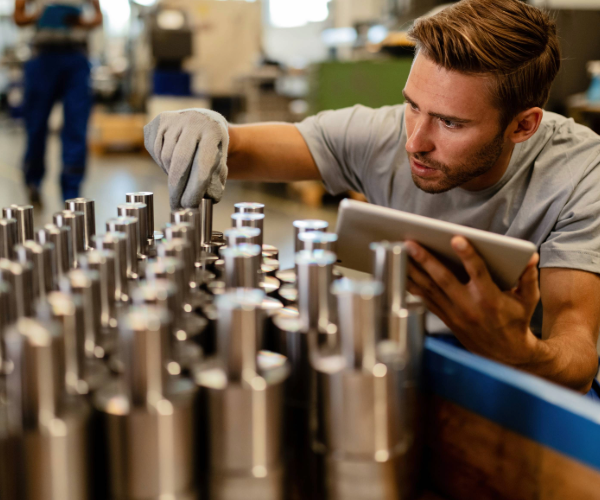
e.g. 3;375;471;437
441;118;460;129
409;102;418;111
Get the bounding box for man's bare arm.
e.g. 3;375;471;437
520;268;600;392
14;0;39;26
76;0;102;29
228;123;322;182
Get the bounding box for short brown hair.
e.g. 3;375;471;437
408;0;561;129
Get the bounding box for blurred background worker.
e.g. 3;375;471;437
13;0;102;203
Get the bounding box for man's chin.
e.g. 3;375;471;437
410;173;455;194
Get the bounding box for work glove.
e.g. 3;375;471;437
144;109;229;210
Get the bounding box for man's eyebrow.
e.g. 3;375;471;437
402;89;473;124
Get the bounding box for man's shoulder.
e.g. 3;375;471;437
526;111;600;170
538;111;600;146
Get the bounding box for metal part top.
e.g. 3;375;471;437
126;192;154;235
234;202;265;214
221;243;262;290
65;198;96;249
4;317;65;431
298;231;338;252
200;198;213;246
231;212;265;224
292;219;328;231
370;241;409;313
0;217;18;260
295;249;338;267
216;289;265;385
3;205;34;243
224;227;261;247
332;278;383;371
120;306;172;406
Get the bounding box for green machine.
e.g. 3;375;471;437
310;58;413;113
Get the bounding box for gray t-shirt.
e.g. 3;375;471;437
296;104;600;334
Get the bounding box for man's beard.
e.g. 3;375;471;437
408;132;505;194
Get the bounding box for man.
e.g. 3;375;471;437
14;0;102;202
144;0;600;395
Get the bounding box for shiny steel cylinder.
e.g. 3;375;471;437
146;258;187;312
0;281;10;366
222;244;262;290
4;317;90;500
195;290;289;500
171;208;201;260
61;269;103;360
315;279;407;500
53;210;85;268
126;192;154;238
224;227;261;247
37;224;71;279
3;205;34;243
131;280;178;361
157;238;197;290
333;279;381;370
275;251;337;500
293;219;328;253
0;259;35;319
65;198;95;250
296;250;337;337
231;212;265;248
371;242;409;340
94;306;197;500
92;232;129;303
164;222;198;269
106;217;139;279
42;292;88;395
298;231;338;253
117;203;149;256
234;202;265;214
78;250;117;331
0;218;18;259
200;198;213;246
14;241;56;300
130;279;205;369
404;296;426;383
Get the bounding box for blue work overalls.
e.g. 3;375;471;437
23;46;92;200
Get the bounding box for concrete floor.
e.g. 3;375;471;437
0;118;338;270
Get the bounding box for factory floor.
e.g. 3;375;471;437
0;119;338;270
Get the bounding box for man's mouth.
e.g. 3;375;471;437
410;157;439;178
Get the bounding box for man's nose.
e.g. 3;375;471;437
406;117;434;154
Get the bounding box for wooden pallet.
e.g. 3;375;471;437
89;112;147;155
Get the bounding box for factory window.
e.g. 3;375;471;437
100;0;131;36
270;0;331;28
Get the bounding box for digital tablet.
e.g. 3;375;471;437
335;199;537;291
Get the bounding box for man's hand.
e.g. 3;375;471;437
405;236;541;365
144;109;229;210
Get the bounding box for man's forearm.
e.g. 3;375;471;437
519;331;598;393
227;123;322;182
14;4;38;26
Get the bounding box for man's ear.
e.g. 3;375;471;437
507;107;544;144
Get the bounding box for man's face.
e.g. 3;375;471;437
403;53;508;193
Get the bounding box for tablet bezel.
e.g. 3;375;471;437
334;199;537;291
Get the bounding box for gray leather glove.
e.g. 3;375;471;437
144;109;229;210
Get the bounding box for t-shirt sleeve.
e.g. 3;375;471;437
539;151;600;275
295;105;404;196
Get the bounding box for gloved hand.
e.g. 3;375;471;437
144;109;229;210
